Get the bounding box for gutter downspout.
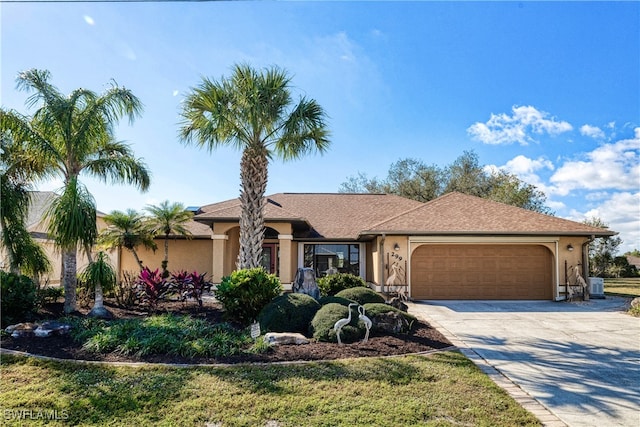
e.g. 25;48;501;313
582;235;595;301
380;233;386;291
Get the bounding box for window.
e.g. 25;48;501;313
303;244;360;278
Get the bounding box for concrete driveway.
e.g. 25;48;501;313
408;297;640;427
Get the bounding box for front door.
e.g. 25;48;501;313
261;244;278;274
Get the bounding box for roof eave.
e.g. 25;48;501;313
358;230;618;238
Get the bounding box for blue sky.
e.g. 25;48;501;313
2;1;639;253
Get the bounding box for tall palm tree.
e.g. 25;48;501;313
180;64;330;269
144;200;192;276
98;209;157;270
1;69;150;313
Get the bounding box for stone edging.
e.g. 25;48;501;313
0;345;459;369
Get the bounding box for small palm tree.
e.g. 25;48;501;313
1;69;150;313
99;209;157;270
80;251;117;319
180;63;330;269
144;201;193;276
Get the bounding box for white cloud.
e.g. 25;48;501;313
549;127;640;196
83;15;95;26
486;154;554;194
567;192;640;253
580;124;605;139
467;105;573;145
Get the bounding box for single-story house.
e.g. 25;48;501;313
0;191;116;285
121;191;614;301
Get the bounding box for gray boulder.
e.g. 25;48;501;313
264;332;310;346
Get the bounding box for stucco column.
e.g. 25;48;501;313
211;234;228;283
278;234;293;284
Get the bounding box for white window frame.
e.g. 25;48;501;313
297;242;365;278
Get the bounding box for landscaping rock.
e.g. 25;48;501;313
631;297;640;309
389;297;408;312
264;332;310;346
292;268;320;300
6;321;71;338
88;306;115;320
373;311;411;334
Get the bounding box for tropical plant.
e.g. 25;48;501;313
111;271;139;309
144;201;192;277
136;267;173;311
99;209;157;270
1;69;150;313
180;63;330;269
214;268;283;325
80;251;117;318
0;131;50;279
170;270;213;307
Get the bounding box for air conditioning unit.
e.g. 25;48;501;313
589;277;605;299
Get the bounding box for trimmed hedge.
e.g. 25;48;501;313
258;293;321;335
317;273;367;296
335;287;385;305
318;295;357;307
214;268;283;325
310;303;364;343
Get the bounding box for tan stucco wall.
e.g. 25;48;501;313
119;238;213;278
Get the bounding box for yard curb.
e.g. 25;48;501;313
0;345;458;369
407;302;569;427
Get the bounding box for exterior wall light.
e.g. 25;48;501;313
393;243;400;251
567;244;574;252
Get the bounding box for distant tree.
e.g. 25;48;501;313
98;209;157;270
1;69;150;313
340;151;552;214
608;256;637;278
625;249;640;257
582;217;622;277
144;201;192;276
180;64;330;269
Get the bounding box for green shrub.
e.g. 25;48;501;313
362;303;417;334
335;287;385;305
215;268;283;325
1;271;38;327
318;295;357;306
317;273;367;296
37;286;64;305
258;293;320;335
310;303;364;343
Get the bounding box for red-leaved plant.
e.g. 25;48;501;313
136;267;173;311
171;270;213;307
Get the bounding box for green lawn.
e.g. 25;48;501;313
0;352;540;426
604;277;640;298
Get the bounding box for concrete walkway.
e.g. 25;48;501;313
408;297;640;427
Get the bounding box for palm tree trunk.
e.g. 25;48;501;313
130;248;145;270
162;233;170;276
62;248;77;314
238;148;268;269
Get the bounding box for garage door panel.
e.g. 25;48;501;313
411;244;552;300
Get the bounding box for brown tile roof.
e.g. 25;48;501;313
195;192;616;239
364;192;616;236
196;193;425;239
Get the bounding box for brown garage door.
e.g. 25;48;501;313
411;244;552;300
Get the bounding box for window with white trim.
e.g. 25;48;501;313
303;244;360;278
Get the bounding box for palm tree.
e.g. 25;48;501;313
180;64;330;269
144;200;192;276
1;69;150;313
99;209;157;270
0;129;51;279
80;251;116;319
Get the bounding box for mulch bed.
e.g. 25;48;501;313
1;299;453;365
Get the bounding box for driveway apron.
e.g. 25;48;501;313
408;298;640;427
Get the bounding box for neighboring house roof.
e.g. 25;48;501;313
627;256;640;269
196;192;616;240
362;192;616;237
